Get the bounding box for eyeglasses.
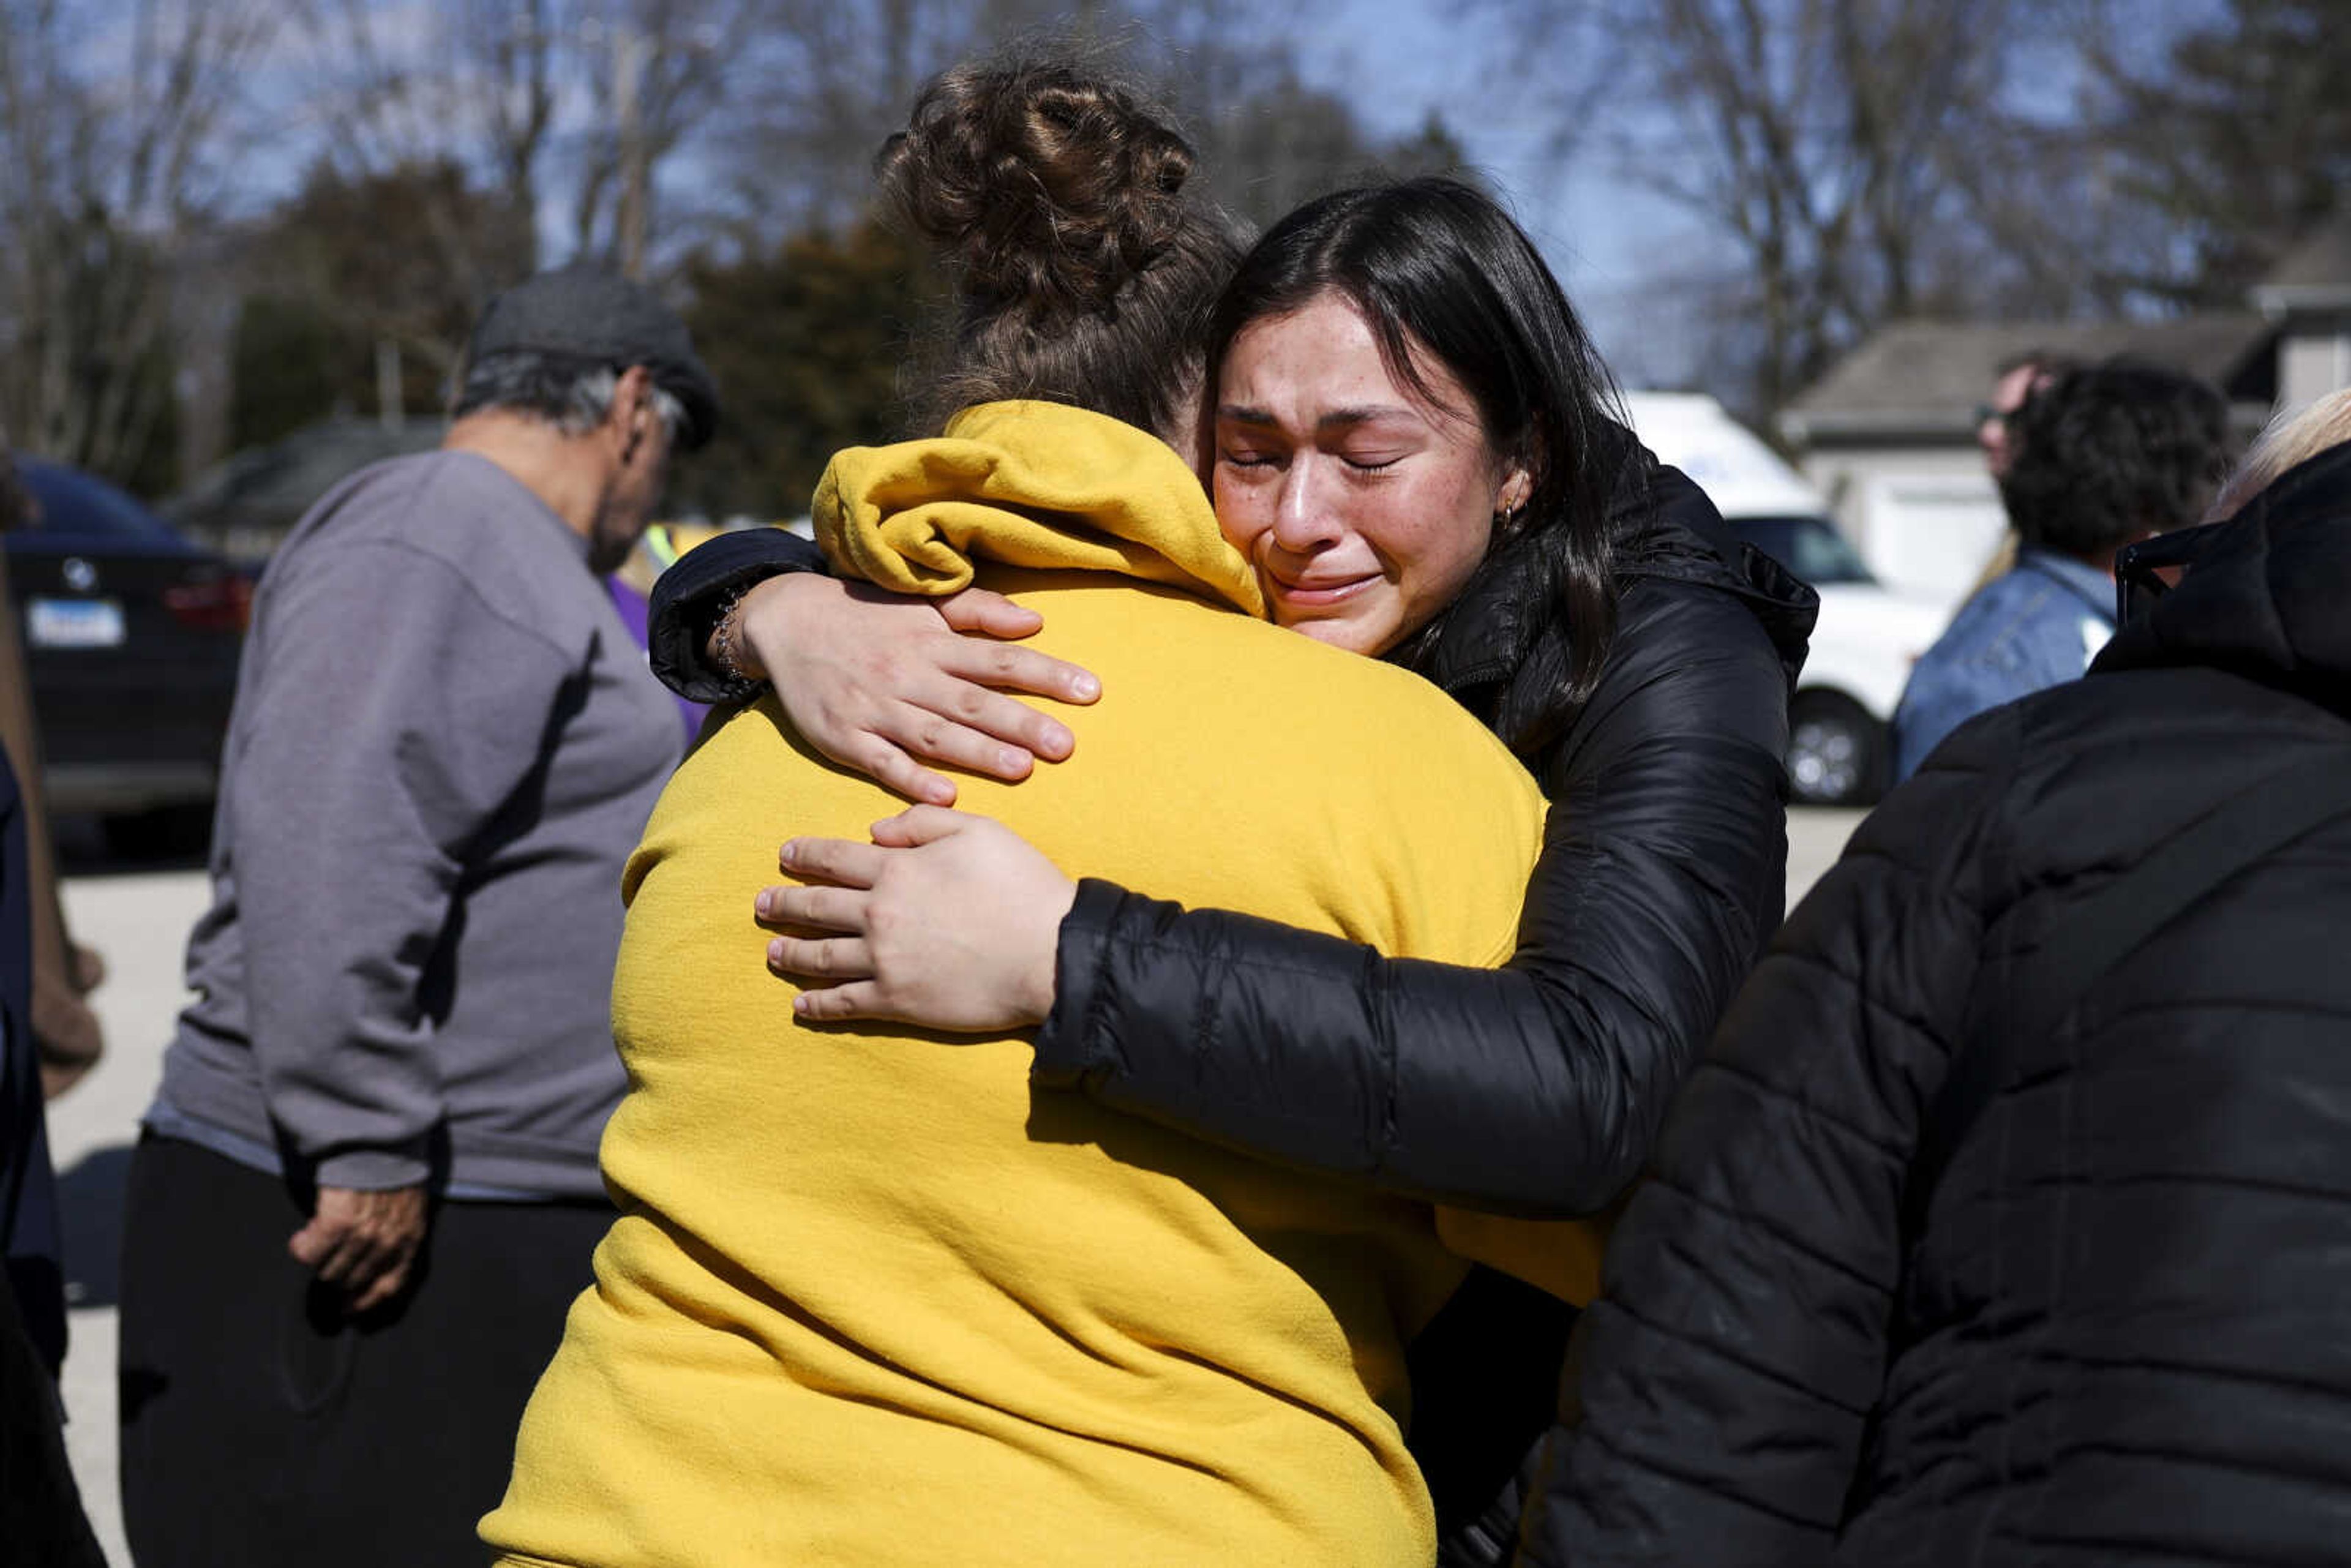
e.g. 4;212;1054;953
2115;518;2235;624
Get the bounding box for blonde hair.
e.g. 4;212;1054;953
2208;388;2351;520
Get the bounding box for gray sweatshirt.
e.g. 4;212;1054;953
156;451;683;1199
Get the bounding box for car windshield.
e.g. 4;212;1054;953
1731;515;1877;586
11;459;189;549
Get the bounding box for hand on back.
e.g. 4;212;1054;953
743;574;1100;805
757;807;1076;1033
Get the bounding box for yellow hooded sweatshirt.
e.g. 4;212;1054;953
484;403;1550;1568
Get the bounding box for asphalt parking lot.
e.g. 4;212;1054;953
41;806;1869;1562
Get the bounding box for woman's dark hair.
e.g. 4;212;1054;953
2002;356;2230;558
1207;177;1622;751
878;51;1241;440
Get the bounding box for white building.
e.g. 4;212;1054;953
1777;217;2351;608
2254;214;2351;412
1777;317;2276;607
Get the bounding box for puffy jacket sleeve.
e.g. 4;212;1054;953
1514;711;2017;1567
645;527;828;703
1035;576;1793;1215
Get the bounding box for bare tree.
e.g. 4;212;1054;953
1482;0;2161;418
713;0;1472;245
711;0;1008;239
2077;0;2351;308
0;0;270;482
566;0;756;276
262;0;753;414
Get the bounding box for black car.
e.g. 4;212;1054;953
4;458;247;852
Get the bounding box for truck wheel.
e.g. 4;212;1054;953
1787;692;1886;808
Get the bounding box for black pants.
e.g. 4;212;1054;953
0;1258;106;1568
118;1135;615;1568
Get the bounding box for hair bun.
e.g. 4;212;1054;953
879;56;1199;318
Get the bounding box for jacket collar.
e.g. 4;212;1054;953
2097;443;2351;721
1417;469;1818;700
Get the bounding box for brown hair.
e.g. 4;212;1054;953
877;51;1240;440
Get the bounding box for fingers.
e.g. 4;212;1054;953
873;697;1043;782
289;1187;428;1315
765;933;876;980
288;1212;378;1286
336;1232;418;1314
867;805;971;849
843;734;959;808
287;1213;339;1271
935;587;1044;639
919;666;1082;762
348;1259;416;1316
287;1224;410;1311
773;836;888;889
757;882;874;936
936;638;1100;708
791;981;893;1023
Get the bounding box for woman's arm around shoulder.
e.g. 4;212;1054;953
1040;574;1798;1215
646;528;1101;803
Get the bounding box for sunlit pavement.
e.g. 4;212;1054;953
42;807;1870;1562
1787;808;1868;912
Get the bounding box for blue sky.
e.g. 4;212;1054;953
138;0;1709;377
1293;0;1720;386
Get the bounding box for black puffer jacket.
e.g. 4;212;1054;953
1524;445;2351;1567
1040;465;1809;1219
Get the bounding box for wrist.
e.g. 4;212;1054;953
710;582;762;685
1021;879;1079;1023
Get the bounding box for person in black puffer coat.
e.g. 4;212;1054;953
1521;411;2351;1567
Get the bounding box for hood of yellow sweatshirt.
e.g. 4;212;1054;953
812;401;1265;618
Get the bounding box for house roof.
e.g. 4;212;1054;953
166;418;443;557
2252;212;2351;309
1782;313;2276;444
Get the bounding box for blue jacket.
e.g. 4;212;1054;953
1890;549;2113;782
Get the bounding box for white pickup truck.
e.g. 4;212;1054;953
1622;392;1953;806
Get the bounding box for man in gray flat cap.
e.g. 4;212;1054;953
118;268;718;1567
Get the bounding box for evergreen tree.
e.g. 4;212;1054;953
2101;0;2351;305
675;221;944;520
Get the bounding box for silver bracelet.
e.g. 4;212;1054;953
710;581;760;691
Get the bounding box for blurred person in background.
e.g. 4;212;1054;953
1976;348;2070;481
0;443;107;1100
607;520;724;741
1521;388;2351;1567
116;267;717;1567
1891;356;2228;781
0;444;105;1567
1962;348;2075;591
